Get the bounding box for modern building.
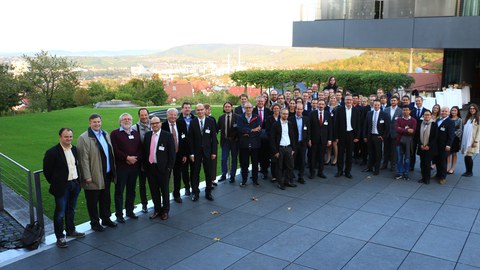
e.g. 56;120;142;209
293;0;480;102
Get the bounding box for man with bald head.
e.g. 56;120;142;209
435;106;455;184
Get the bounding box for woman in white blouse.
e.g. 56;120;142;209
461;104;480;177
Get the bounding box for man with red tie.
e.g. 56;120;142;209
309;99;333;178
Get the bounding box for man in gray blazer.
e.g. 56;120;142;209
382;96;403;171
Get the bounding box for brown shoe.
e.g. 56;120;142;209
439;179;446;185
149;212;160;219
160;212;169;220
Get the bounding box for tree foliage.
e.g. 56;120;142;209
230;69;415;96
0;64;23;114
23;50;80;112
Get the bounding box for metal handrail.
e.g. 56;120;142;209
33;170;45;240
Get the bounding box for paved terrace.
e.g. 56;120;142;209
2;157;480;270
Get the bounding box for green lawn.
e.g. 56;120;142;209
0;105;226;223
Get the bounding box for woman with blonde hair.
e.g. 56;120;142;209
325;94;338;165
461;104;480;177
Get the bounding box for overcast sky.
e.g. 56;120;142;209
1;0;298;53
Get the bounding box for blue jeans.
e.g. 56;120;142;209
54;180;81;239
396;145;410;177
221;139;238;178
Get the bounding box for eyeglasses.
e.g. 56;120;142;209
245;107;253;109
151;122;161;125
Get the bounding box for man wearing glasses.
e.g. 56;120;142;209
238;102;262;187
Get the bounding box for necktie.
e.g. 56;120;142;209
200;119;204;135
417;109;421;118
226;114;231;137
171;123;178;153
149;133;157;164
373;111;378;134
319;111;323;126
259;109;263;123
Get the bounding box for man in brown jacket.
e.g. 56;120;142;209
77;114;117;232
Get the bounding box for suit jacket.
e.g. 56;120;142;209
237;113;261;148
265;115;280;138
177;113;196;134
436;117;455;148
334;106;361;141
411;107;427;125
43;143;80;197
270;119;297;154
363;110;390;139
310;109;333;145
253;107;271;129
161;119;189;157
217;113;239;144
144;130;176;172
234;105;245;115
289;115;311;144
188;117;218;157
416;121;438;156
383;106;403;138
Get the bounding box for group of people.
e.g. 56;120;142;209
42;75;480;249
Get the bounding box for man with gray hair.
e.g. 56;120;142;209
110;113;142;223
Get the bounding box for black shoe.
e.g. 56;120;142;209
317;173;327;179
102;220;117;228
205;194;214;201
185;190;191;196
462;172;473;177
309;172;315;179
213;182;218;186
219;176;227;182
253;181;260;186
142;204;148;213
56;238;68;248
91;223;104;232
417;179;425;183
298;178;305;184
277;183;286;190
116;217;125;223
66;231;85;238
362;168;373;172
240;182;247;187
380;164;388;170
286;182;297;187
373;171;379;176
359;161;367;166
345;173;353;179
229;177;235;183
191;194;199;201
126;213;138;219
174;197;183;203
334;172;343;177
262;174;268;180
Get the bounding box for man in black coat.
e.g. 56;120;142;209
363;100;390;175
162;108;189;203
177;102;195;196
290;103;310;183
144;117;176;220
309;99;332;179
253;95;272;179
188;104;218;201
334;94;360;178
435;106;455;185
217;102;239;183
238;102;262;186
43;128;85;248
410;96;427;171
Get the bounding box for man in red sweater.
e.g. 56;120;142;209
395;105;417;180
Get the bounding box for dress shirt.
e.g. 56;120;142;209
295;115;303;142
437;117;447;127
93;129;111;173
61;144;78;181
372;109;379;134
280;120;291;146
151;131;160;163
390;106;397;120
345;106;353;132
183;114;192;131
416;107;423;118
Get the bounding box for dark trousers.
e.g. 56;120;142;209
383;136;397;169
259;137;270;174
84;175;113;226
114;167;138;217
53;180;80;239
337;132;354;174
240;147;259;182
360;140;368;163
294;141;307;178
353;141;361;160
172;152;189;198
192;152;212;194
367;135;383;172
221;139;238;178
138;168;148;206
435;146;448;179
277;146;294;185
410;137;419;170
180;159;193;193
419;149;433;182
310;142;326;175
147;165;170;214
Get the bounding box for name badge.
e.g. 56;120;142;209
324;122;328;126
303;126;307;130
233;124;237;127
420;117;424;120
181;133;186;139
379;120;384;124
395;116;398;120
128;135;134;140
440;127;445;131
405;125;409;129
159;146;165;151
205;129;211;134
331;113;334;117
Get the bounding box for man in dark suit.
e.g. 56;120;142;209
43;128;85;248
271;108;297;189
238;102;262;186
416;110;438;185
309;99;332;179
334;94;360;178
162;108;189;203
410;96;426;171
217;102;239;183
144;117;175;220
358;100;371;166
189;104;217;201
234;94;249;115
253;95;272;179
382;96;403;171
177;102;195;196
290;103;310;183
362;100;390;175
435;106;455;185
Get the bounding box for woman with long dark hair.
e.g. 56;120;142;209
447;106;462;174
461;104;480;177
323;76;338;91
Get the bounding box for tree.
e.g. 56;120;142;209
144;77;167;105
0;64;22;114
23;50;79;112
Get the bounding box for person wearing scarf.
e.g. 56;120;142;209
416;110;437;184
